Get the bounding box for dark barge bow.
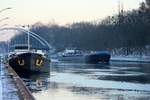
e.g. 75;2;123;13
8;52;50;73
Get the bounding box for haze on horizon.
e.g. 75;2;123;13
0;0;143;26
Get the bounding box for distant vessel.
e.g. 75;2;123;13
85;51;111;64
55;49;85;63
8;45;50;73
54;49;111;64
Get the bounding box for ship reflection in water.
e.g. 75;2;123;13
16;71;50;92
19;62;150;100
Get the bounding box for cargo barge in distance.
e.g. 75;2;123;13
54;49;111;64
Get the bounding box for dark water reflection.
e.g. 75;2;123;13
18;62;150;100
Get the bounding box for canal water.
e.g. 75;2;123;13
19;62;150;100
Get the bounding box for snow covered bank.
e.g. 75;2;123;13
0;77;2;100
111;55;150;63
0;63;20;100
0;58;3;100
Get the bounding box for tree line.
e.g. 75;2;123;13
11;0;150;52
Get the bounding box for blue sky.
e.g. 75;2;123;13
0;0;143;27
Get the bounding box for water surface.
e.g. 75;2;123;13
20;62;150;100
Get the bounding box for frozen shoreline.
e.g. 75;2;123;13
0;59;3;100
0;63;20;100
111;55;150;63
0;77;2;100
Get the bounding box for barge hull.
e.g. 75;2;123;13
9;52;50;73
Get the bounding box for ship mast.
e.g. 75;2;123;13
27;25;30;51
